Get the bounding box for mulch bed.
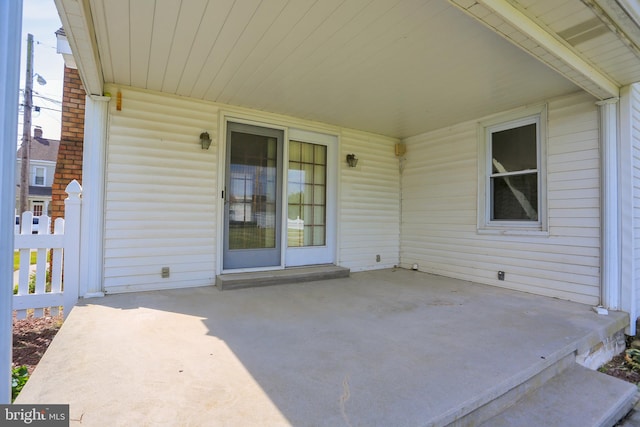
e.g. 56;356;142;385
599;353;640;384
12;312;63;375
598;335;640;385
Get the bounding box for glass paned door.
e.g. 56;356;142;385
285;129;336;267
287;140;327;247
223;123;283;270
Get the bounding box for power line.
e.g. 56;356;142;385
33;93;62;105
34;105;61;113
19;89;62;105
34;40;57;50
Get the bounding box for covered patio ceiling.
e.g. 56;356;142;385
56;0;640;138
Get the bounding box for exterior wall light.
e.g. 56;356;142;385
346;153;358;167
200;131;212;150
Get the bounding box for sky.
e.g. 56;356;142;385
19;0;65;143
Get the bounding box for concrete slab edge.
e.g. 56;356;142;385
435;349;577;426
438;315;630;426
597;385;638;427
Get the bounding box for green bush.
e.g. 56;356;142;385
11;365;29;401
625;348;640;371
13;271;51;295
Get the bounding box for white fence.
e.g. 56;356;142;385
13;180;82;319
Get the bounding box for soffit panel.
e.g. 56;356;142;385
515;0;640;87
83;0;598;138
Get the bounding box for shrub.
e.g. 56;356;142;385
11;365;29;401
13;271;51;295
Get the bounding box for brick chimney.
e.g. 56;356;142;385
51;66;86;220
33;127;43;139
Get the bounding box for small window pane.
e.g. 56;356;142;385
303;205;312;222
314;186;326;204
301;144;314;163
288;205;301;220
491;123;537;173
314;165;326;185
313;206;325;225
303;225;313;244
313;226;326;245
289;141;301;161
300;164;312;182
315;145;327;165
491;173;538;221
303;184;313;202
288;182;302;204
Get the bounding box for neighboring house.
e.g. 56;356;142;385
51;1;640;331
15;128;59;217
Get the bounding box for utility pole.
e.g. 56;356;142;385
19;33;33;215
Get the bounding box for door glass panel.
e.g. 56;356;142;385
228;132;277;250
287;140;327;247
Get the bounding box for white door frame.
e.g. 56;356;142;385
285;128;338;267
217;113;338;274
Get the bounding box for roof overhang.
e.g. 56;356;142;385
55;0;640;138
54;0;103;96
450;0;620;99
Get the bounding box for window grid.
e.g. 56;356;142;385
487;119;540;223
32;203;43;217
288;141;327;247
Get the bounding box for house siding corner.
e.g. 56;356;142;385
401;91;601;305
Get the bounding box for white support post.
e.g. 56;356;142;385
599;98;621;310
63;180;82;317
80;95;109;298
0;0;23;404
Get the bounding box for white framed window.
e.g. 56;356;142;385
33;167;45;186
478;105;547;234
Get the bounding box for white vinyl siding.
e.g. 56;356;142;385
401;92;601;305
339;129;400;271
102;85;400;292
103;86;219;293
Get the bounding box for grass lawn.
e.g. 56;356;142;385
13;251;37;271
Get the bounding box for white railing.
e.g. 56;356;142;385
13;180;82;319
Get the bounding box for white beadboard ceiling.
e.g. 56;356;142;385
57;0;640;138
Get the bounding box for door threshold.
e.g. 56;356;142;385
215;265;350;291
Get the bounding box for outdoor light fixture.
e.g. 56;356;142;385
346;153;358;167
34;73;47;86
200;131;212;150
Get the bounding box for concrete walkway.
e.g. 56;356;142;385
16;269;630;426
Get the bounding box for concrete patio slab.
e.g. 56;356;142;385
15;269;629;426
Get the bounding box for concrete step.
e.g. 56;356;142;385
478;363;637;427
215;265;350;290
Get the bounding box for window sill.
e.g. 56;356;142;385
477;227;549;237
